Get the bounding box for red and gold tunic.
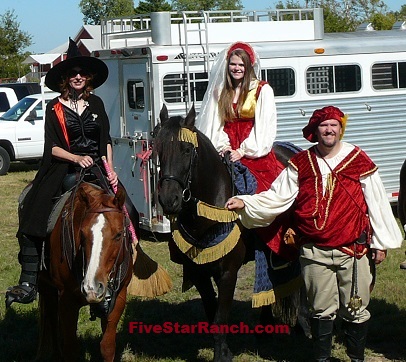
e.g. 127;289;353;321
290;146;377;248
223;80;280;193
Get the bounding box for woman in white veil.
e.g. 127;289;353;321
195;41;278;193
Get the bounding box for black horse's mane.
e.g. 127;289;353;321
154;113;219;163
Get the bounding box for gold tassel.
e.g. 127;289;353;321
178;128;198;147
251;275;304;308
252;290;277;308
172;222;242;264
127;243;173;297
196;201;239;222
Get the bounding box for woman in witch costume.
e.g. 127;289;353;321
5;39;134;308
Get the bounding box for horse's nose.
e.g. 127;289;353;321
81;280;106;302
158;189;182;214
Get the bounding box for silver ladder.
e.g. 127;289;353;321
180;11;211;112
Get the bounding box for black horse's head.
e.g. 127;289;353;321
154;105;198;215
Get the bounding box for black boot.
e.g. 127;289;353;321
342;320;368;362
311;318;334;362
5;234;40;308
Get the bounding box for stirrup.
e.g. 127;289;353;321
5;282;37;308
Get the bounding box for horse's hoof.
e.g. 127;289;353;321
5;283;37;308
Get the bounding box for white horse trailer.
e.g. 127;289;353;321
93;8;406;233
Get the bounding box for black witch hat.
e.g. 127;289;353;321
45;38;108;92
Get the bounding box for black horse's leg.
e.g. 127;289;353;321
211;244;245;362
186;264;218;323
212;267;239;362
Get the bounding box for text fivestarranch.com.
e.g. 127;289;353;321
128;321;290;334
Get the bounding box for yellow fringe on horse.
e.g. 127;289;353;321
127;243;173;297
252;274;304;309
172;222;242;264
178;128;198;147
196;201;239;222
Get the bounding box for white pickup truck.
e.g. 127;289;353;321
0;92;58;175
0;82;41;116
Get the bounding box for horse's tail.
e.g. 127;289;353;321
36;274;60;360
127;243;173;297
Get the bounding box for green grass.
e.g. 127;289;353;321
0;164;405;361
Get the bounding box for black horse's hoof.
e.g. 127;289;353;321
5;283;37;308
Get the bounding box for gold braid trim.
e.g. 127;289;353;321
309;149;336;231
197;201;239;222
252;275;304;308
178;128;198;147
172;222;242;264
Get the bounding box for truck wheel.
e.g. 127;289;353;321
0;146;11;176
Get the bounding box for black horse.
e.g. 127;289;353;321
155;104;301;361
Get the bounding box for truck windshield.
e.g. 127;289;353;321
0;97;37;121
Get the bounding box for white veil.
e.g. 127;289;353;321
195;42;261;149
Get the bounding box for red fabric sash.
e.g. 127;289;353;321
53;102;69;148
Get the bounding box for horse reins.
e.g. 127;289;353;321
158;136;197;203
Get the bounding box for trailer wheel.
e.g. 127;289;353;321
0;146;11;176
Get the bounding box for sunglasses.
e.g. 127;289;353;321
67;68;89;78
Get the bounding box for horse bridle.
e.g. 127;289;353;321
158;135;198;203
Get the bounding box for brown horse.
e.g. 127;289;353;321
36;182;133;362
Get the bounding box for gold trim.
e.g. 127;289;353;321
178;128;198;147
172;222;242;264
252;275;304;308
197;201;239;222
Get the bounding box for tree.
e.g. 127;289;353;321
277;0;397;32
171;0;242;11
0;10;32;80
134;0;172;14
79;0;135;25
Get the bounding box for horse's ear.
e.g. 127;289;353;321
182;104;196;128
159;104;169;125
114;185;126;208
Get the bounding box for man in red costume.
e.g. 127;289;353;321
225;106;403;362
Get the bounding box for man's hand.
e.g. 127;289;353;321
371;249;387;264
225;197;245;210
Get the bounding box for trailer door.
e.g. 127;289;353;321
112;59;160;231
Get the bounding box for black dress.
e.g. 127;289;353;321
18;94;113;239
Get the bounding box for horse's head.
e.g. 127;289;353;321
76;183;127;303
154;104;198;215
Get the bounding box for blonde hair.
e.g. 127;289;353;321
218;49;257;123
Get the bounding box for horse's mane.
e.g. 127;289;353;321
154;114;219;163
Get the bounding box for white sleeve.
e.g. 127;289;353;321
362;171;403;250
195;93;231;153
239;84;277;158
236;165;298;228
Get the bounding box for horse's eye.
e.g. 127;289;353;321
114;232;123;241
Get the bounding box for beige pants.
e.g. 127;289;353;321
300;244;373;323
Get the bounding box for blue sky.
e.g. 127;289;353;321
0;0;404;54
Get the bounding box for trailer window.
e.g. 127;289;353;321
306;65;361;94
372;62;406;90
163;72;208;103
127;80;145;110
261;68;295;96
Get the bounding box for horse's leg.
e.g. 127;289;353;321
99;287;128;362
185;263;218;323
36;273;61;360
212;242;246;362
58;291;81;362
